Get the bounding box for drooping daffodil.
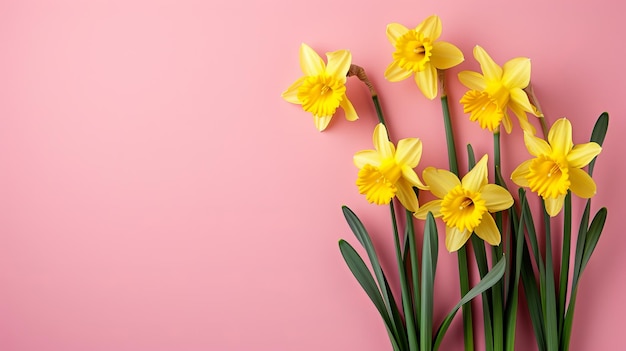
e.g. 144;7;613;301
511;118;602;216
282;43;358;132
458;46;541;134
385;15;464;100
415;155;513;252
354;123;428;212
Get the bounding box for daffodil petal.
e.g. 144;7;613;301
396;138;422;167
423;167;460;198
445;226;472;252
373;124;394;158
567;142;602;168
402;165;427;189
474;213;501;246
502;114;513;134
353;150;381;168
524;130;552;156
458;71;487;91
385;60;413;82
326;49;351;79
314;115;332;131
416;15;442;40
430;41;464;69
340;97;359;121
415;65;438;100
300;43;325;76
502;57;531;89
511;159;532;187
474;46;502;81
281;76;306;104
415;200;443;219
462;154;488;192
548;118;573;156
481;184;514;212
569;168;597;198
396;179;419;213
509;88;537;115
386;23;409;44
545;195;565;217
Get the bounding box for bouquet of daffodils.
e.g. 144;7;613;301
282;15;608;351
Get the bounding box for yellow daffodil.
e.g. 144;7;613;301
415;155;513;252
458;46;541;134
282;43;358;131
385;15;464;100
354;123;427;212
511;118;602;216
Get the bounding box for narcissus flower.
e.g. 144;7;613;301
458;46;541;134
282;43;358;131
415;155;513;252
385;15;464;100
354;123;427;212
511;118;602;216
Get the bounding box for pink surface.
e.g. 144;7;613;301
1;0;624;350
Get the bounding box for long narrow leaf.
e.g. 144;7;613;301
588;112;608;176
433;257;506;351
420;212;438;351
542;204;558;351
581;208;607;273
339;239;401;349
558;192;572;339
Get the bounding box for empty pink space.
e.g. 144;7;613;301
0;0;623;350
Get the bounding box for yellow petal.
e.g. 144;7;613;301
445;226;472;252
385;60;413;82
340;97;359;121
569;168;597;198
415;15;442;41
373;124;395;158
474;46;502;81
509;88;537;116
474;213;501;246
502;114;513;134
326;49;351;79
414;200;443;219
567;142;602;168
511;159;532;187
299;43;325;76
524;130;551;156
402;165;428;189
415;65;438;100
430;41;464;69
423;167;460;198
396;138;422;167
354;150;381;168
396;179;419;213
281;76;306;104
481;184;514;212
458;71;486;91
386;23;409;44
314;115;332;131
462;154;488;193
544;195;565;217
548;118;573;156
502;57;531;89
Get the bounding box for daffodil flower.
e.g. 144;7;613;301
385;15;464;100
415;155;513;252
511;118;602;216
458;46;541;134
282;43;358;131
354;124;427;212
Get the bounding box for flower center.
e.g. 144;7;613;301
526;155;570;199
460;90;503;132
393;30;433;72
355;158;402;205
440;185;487;233
297;74;346;117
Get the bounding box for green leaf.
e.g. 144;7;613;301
420;212;438;351
433;257;506;351
588;112;608;176
339;239;401;350
581;207;607;273
541;203;558;351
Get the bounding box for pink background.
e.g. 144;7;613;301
1;0;624;350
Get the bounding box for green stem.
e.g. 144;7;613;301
558;192;572;340
390;202;418;351
372;95;387;126
542;202;558;351
492;130;504;351
439;73;472;350
406;208;421;336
